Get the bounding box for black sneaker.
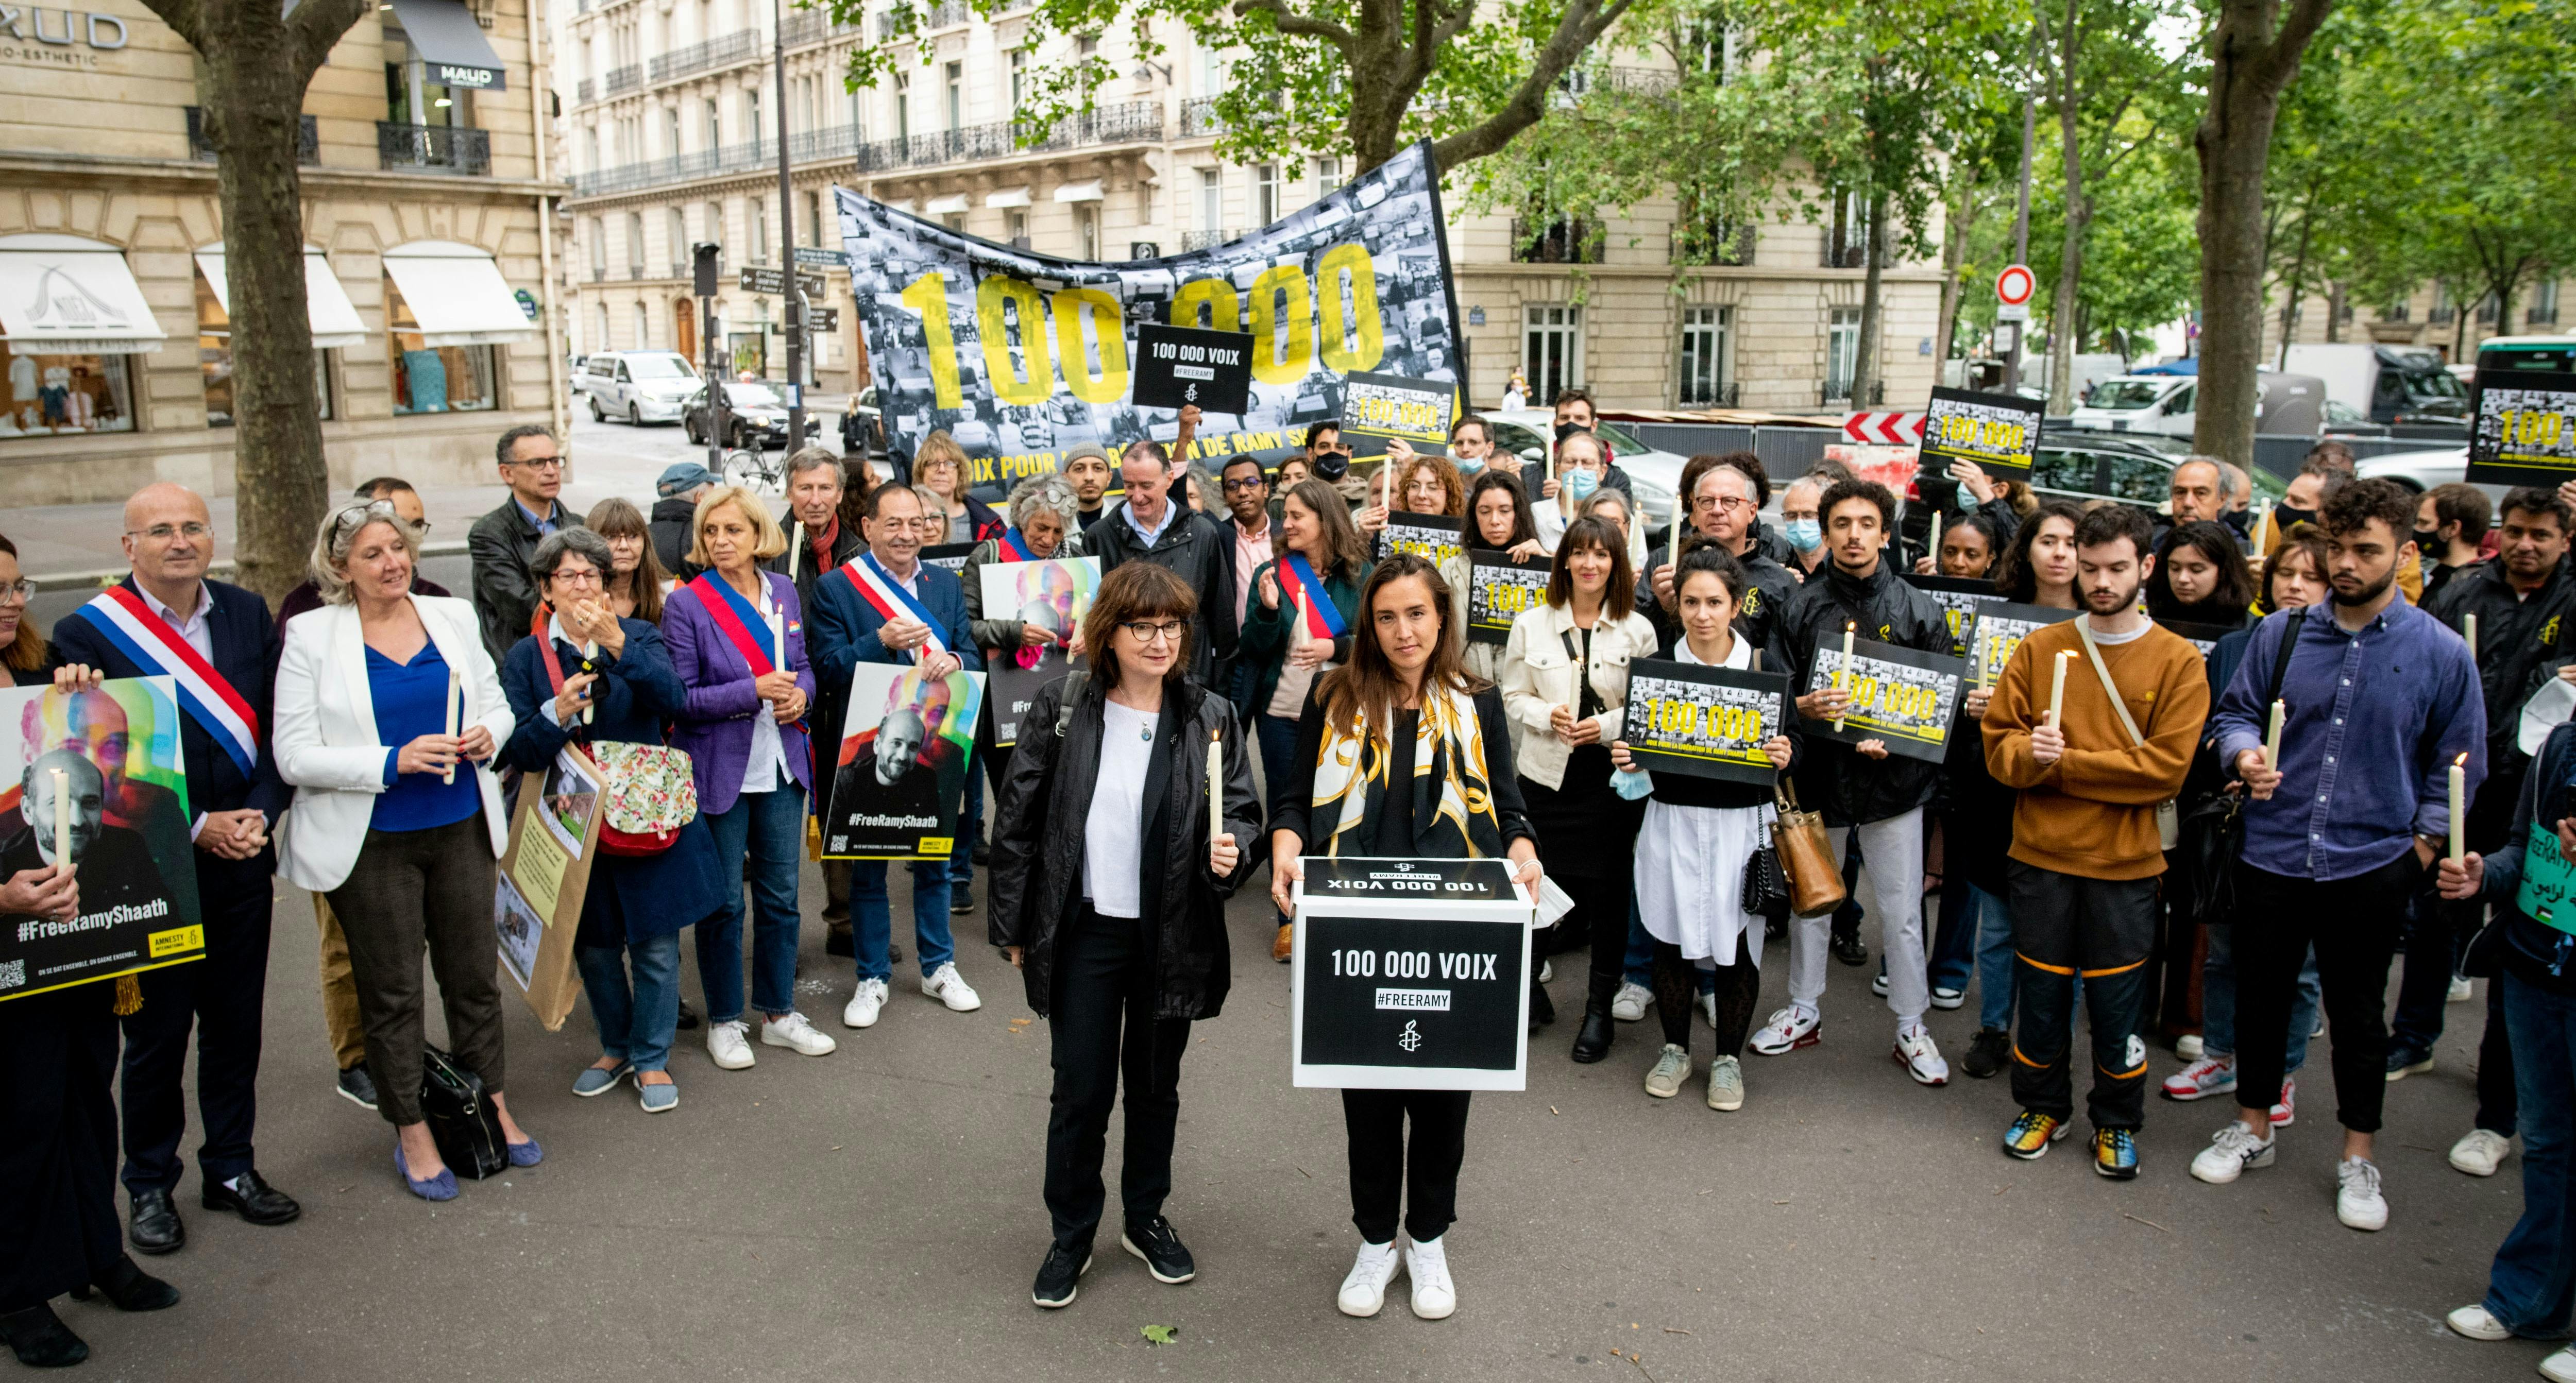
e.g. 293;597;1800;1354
1961;1028;2011;1081
1830;931;1869;967
1121;1216;1197;1284
335;1064;379;1111
973;836;992;866
825;924;855;959
1031;1244;1091;1308
675;996;701;1031
952;891;977;915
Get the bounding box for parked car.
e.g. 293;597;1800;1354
2283;343;2471;426
577;350;702;425
682;381;791;449
2069;370;2337;438
1876;427;2290;549
2355;446;2500;503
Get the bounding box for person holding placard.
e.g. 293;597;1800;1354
964;477;1089;759
1640;458;1797;662
1981;505;2209;1179
2194;479;2486;1232
1609;547;1799;1109
1443;471;1544;687
1756;479;1958;1085
1240;480;1372;961
500;528;725;1114
1501;516;1658;1062
989;562;1260;1310
1269;555;1541;1323
274;500;535;1199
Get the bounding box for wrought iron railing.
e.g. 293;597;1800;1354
377;123;491;175
650;29;759;83
1179;97;1222;136
185;108;317;165
1180;229;1230;251
603;63;642;95
1510;216;1602;265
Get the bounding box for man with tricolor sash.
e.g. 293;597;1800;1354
50;483;301;1256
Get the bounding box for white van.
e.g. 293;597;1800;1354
2071;374;2197;436
578;351;702;425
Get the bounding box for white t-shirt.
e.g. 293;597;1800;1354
1082;701;1159;918
739;578;789;795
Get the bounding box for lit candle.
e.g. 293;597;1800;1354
1207;727;1224;847
443;667;461;786
1834;622;1855;730
2048;649;2074;729
49;767;70;878
2464;613;2478;662
2450;753;2468;863
581;638;599;725
2263;698;2285;771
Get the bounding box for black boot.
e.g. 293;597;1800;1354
1570;1005;1615;1063
0;1305;87;1368
1529;976;1555;1030
69;1255;179;1312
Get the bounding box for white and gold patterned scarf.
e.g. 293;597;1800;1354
1312;686;1505;859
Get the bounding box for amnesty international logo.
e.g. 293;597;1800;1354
1396;1020;1423;1052
2544;616;2562;648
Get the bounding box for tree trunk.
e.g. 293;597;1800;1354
1854;190;1887;407
1930;177;1975;378
2191;0;2337;468
2046;0;2086;416
2325;280;2345;342
2274;208;2312;368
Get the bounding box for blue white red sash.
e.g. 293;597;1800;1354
840;552;948;662
688;573;779;676
70;586;260;776
997;528;1037;562
1278;554;1347;641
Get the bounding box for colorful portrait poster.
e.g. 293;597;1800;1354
978;556;1100;746
826;664;985;859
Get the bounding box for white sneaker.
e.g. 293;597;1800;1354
2271;1077;2297;1128
842;977;888;1029
921;962;983;1012
1750;1005;1820;1056
1643;1044;1692;1098
2188;1121;2275;1185
1610;981;1652;1022
2448;1304;2513;1341
1699;991;1717;1029
1892;1022;1948;1085
1403;1235;1455;1320
760;1010;838;1056
1706;1054;1744;1111
1539;959;1552;984
1336;1239;1401;1318
2449;974;2475;1002
2176;1033;2206;1061
2161;1055;2238;1102
2336;1156;2388;1231
2543;1345;2576;1383
706;1019;755;1070
2451;1128;2514;1177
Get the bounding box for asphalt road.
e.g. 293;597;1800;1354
51;852;2537;1383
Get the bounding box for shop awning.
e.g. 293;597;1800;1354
194;245;367;350
0;234;169;355
923;194;970;215
1054;180;1104;203
382;241;537;347
389;0;506;92
985;186;1031;209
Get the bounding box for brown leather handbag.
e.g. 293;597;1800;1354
1771;778;1848;918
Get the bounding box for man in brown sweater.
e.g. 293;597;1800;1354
1982;503;2209;1180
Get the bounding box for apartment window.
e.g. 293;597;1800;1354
895;73;910;141
1077;33;1098;58
1076;204;1099;260
943;213;965;233
1197;46;1224;96
585;128;600;172
2531;280;2562;326
595;302;611;355
1826;307;1861;399
633;303;650;349
664;107;681;157
2381;297;2410;323
1006;209;1028;249
1315;156;1343;196
747;199;768;263
1010;48;1028;107
746;87;763;142
1253;163;1280;226
1826;192;1870;268
1677;305;1730;405
588;219;607;276
626;212;646;273
2430;281;2455;324
704;98;721;149
1198;168;1224;232
2478;292;2500;325
800;75;818;133
1524;305;1581;404
667;209;687;274
945;61;963;129
804;191;823;248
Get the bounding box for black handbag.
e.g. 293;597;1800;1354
2180;609;2305;925
420;1044;508;1181
1741;831;1793;923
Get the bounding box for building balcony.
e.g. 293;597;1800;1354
1677;381;1742;408
855;101;1163;173
604;63;642;96
1511;216;1602;265
780;11;863;47
577;77;596;104
1179;97;1222;137
378;123;491;175
185;108;317;165
651;29;759;83
1180;229;1231;251
876;1;970;38
589;265;606;282
1821;380;1886;407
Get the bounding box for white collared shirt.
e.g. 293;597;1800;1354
138;580;214;662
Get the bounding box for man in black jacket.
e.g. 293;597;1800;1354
649;462;718;580
1638;457;1799;657
1751;479;1957;1086
1085;441;1236;685
467;425;568;661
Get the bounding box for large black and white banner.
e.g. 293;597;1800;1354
834;141;1462;487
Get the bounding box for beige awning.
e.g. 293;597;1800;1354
382;241;537;347
1053;180;1104;203
984;186;1032;209
194;245;368;351
923;194;970;216
0;233;168;355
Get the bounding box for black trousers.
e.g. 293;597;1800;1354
121;860;272;1195
2006;862;2158;1129
1342;1088;1471;1244
329;817;505;1129
1650;938;1761;1056
1044;905;1189;1252
0;989;122;1312
2234;851;2417;1134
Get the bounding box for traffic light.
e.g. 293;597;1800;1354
692;243;720;299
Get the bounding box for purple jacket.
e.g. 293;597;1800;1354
662;571;820;816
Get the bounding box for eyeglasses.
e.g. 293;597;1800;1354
126;522;213;542
1220;477;1268;494
547;566;604;587
1696;494;1753;513
1118;619;1189;643
0;579;34;604
507;456;565;472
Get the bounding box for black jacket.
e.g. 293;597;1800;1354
989;675;1263;1020
650;496;701;582
1636;537;1800;659
2427;555;2576;767
1780;559;1953;826
1084;502;1240;684
468;497;564;662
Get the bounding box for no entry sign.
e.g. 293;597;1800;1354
1996;264;2036;323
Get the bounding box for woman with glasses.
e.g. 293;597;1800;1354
1238;479;1373;962
1268;555;1541;1322
991;562;1260;1309
912;430;1004;544
499;528;723;1113
273;501;537;1200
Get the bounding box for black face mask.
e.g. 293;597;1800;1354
1555;420;1589;443
1311;451;1349;482
2414;526;2445;553
2273;503;2314;531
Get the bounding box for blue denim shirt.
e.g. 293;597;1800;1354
2211;599;2486;881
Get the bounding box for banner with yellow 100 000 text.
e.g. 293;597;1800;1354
833;140;1463;486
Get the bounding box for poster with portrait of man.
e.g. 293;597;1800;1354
0;676;206;1002
978;556;1100;747
825;664;985;859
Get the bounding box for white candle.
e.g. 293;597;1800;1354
1928;509;1943;569
2264;698;2285;770
50;767;70;877
443;667;461;785
1295;587;1313;660
2047;649;2074;729
1207;728;1224;846
2464;613;2478;661
581;639;598;725
1833;622;1855;730
2450;754;2468;863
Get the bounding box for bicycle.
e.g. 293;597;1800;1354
721;447;782;491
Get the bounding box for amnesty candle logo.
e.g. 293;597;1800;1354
1396;1020;1423;1052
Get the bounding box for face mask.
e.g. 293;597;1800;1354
1312;451;1349;482
1453;452;1484;475
1785;517;1823;552
2273;503;2312;531
1554;420;1585;442
1563;469;1600;503
2413;526;2443;552
1956;483;1977;511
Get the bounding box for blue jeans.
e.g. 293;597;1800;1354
855;859;954;982
697;784;805;1023
2202;921;2319;1071
576;930;682;1072
2485;970;2576;1338
1255;711;1301;817
952;765;984;893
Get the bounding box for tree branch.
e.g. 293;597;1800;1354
2252;0;2338;93
1429;0;1638;170
1233;0;1354;60
289;0;376;82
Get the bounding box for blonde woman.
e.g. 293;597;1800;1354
913;430;1004;543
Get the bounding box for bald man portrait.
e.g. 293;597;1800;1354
3;749;174;938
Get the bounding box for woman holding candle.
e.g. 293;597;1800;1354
990;561;1260;1309
1270;554;1542;1321
273;500;536;1199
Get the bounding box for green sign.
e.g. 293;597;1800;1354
2515;820;2576;935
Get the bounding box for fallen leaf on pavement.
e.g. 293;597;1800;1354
1141;1325;1178;1345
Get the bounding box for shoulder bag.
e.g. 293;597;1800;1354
1772;777;1846;917
593;742;698;856
2176;609;2304;924
1735;652;1795;922
2073;620;2180;851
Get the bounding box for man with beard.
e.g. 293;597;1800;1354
2194;477;2486;1233
1981;504;2208;1179
5;752;175;963
831;701;958;844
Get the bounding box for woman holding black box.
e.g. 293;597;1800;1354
1269;554;1542;1323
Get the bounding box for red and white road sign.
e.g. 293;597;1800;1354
1841;412;1927;446
1996;264;2036;307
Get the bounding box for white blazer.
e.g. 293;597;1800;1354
1497;600;1657;792
272;594;514;894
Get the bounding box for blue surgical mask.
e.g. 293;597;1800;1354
1453;452;1485;475
1785;517;1823;552
1955;482;1976;511
1564;469;1601;502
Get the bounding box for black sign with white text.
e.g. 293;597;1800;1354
2467;369;2576;487
1339;371;1459;459
1466;548;1552;644
1921;387;2044;480
1906;573;2004;659
1621;659;1790;784
1803;636;1968;764
1132;322;1255;415
1374;511;1464;568
1967;601;2080;688
1298;914;1524;1071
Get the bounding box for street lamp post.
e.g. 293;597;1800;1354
772;0;806;452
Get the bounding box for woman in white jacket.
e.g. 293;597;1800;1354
272;500;535;1202
1498;515;1657;1061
